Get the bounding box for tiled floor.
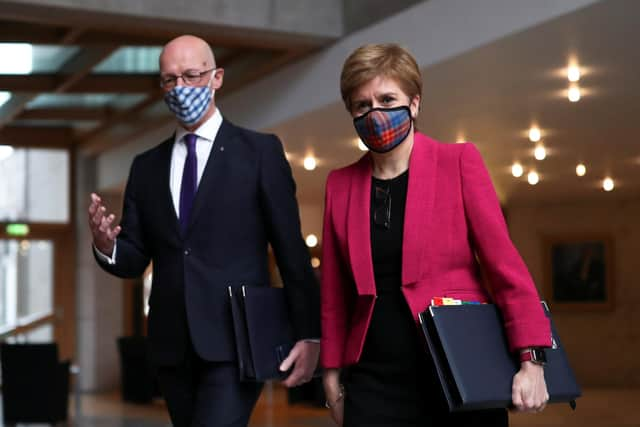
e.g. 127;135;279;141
2;386;639;426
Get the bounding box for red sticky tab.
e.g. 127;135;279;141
431;297;445;306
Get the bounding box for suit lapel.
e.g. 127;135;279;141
347;155;377;296
184;119;239;236
402;133;438;285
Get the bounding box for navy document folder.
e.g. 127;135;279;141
228;285;295;382
418;302;581;411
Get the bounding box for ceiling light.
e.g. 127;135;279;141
576;163;586;177
357;139;368;151
511;163;523;178
567;65;581;82
0;145;14;161
303;155;317;171
0;91;11;108
305;234;318;248
568;86;581;102
0;43;33;74
20;240;31;252
602;177;614;192
534;145;546;161
527;171;539;185
311;257;321;268
456;134;466;144
528;127;541;142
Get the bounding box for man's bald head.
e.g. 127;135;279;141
159;35;215;76
159;35;224;130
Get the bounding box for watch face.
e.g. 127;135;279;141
532;348;547;364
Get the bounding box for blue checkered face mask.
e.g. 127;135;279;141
164;82;213;126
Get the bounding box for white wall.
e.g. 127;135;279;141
221;0;600;130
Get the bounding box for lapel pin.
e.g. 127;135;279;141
220;146;225;152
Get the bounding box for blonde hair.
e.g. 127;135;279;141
340;43;422;112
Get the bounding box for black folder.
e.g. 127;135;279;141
228;285;295;382
418;302;581;412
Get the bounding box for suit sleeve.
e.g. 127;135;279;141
320;172;351;368
460;143;551;351
259;135;320;341
93;156;151;278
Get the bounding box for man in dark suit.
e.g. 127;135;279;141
88;35;320;427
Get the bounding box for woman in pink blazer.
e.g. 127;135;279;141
321;44;552;427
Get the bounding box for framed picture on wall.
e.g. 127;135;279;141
543;234;614;311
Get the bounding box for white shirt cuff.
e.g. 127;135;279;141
93;240;117;265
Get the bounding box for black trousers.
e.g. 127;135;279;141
155;341;263;427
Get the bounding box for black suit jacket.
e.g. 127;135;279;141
96;119;320;365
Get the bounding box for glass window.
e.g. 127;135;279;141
94;46;163;74
0;148;69;223
93;46;229;74
0;44;80;74
26;93;146;110
25;323;54;343
0;239;54;333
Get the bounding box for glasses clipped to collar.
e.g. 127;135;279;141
373;184;391;229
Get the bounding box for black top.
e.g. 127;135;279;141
370;170;408;292
359;170;422;371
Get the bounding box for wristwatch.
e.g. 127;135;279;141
519;347;547;365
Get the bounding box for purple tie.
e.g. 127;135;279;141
179;133;198;233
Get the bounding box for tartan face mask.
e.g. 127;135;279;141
164;82;213;126
353;105;413;153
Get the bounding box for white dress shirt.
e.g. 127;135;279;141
95;109;223;264
170;108;222;217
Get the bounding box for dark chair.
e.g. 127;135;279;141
0;342;70;425
117;336;156;403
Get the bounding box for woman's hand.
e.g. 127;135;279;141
512;361;549;412
323;368;345;426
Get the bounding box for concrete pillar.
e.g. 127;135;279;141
75;153;124;391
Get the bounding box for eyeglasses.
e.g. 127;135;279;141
373;184;391;229
159;68;216;89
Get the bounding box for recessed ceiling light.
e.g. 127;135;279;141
303;155;317;171
0;91;10;108
528;127;541;142
511;163;523;178
576;163;586;177
567;65;581;82
311;257;321;268
305;234;318;248
534;145;546;161
0;43;33;74
0;145;14;161
527;171;539;185
603;177;614;192
568;86;581;102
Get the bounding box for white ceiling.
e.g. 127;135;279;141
269;0;640;207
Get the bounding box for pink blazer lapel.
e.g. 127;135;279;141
402;133;438;285
346;133;438;293
347;155;377;296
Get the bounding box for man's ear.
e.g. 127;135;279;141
212;68;224;90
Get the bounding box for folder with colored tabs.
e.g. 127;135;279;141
418;302;581;412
